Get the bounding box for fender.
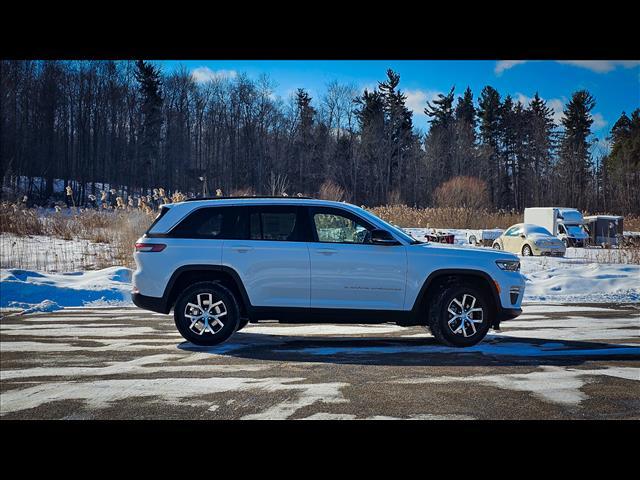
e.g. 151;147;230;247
410;268;501;316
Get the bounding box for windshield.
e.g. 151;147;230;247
566;225;586;236
357;207;421;244
526;225;552;236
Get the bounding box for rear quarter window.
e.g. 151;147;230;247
170;207;246;239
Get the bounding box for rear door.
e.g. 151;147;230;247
222;205;311;308
307;206;407;310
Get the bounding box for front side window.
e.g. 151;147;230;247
505;226;521;237
312;210;372;244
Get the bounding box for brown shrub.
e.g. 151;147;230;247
433;176;490;210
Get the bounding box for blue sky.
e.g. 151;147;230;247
157;60;639;143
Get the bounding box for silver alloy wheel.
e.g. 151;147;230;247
446;294;484;337
184;293;227;336
493;243;501;250
522;245;532;256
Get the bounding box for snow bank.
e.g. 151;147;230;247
521;259;639;303
0;267;133;313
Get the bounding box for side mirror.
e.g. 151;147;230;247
520;234;526;239
371;229;400;245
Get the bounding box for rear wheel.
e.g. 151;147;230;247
522;244;532;256
427;283;492;347
174;282;240;346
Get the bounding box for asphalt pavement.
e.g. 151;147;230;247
1;303;639;419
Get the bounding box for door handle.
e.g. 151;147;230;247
231;245;253;253
317;248;338;255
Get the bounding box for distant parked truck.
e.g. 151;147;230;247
523;207;589;248
583;215;624;247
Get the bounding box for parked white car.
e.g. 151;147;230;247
493;223;566;256
133;197;525;347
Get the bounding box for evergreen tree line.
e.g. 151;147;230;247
1;60;638;213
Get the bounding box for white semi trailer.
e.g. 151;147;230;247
523;207;589;248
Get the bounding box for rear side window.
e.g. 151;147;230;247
170;207;245;239
145;205;171;234
248;206;303;241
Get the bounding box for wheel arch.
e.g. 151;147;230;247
162;265;250;316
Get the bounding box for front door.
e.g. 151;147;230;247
307;206;407;311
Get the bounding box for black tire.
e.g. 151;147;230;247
428;283;492;347
236;317;250;331
562;239;569;249
492;242;501;250
522;244;532;256
174;281;240;346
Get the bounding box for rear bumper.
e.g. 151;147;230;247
131;292;169;314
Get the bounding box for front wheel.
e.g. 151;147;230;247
492;242;501;250
174;282;240;346
522;244;532;256
427;284;492;347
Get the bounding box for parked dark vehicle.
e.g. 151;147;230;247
583;215;624;247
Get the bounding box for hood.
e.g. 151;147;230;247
528;232;557;240
411;242;518;261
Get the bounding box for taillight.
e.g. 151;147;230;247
135;243;166;252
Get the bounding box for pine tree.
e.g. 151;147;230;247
292;88;316;193
424;86;456;190
453;87;477;177
354;88;386;203
378;69;414;203
527;92;556;206
603;109;640;212
477;86;503;206
557;90;595;208
134;60;163;190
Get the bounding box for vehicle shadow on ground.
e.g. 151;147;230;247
177;333;640;367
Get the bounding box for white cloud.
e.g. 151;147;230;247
404;89;444;118
495;60;528;75
556;60;640;73
191;67;237;83
592;112;607;131
495;60;640;76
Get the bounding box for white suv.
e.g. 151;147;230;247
132;197;525;347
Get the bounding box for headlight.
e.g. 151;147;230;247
495;259;520;271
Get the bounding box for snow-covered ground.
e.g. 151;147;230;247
0;267;132;313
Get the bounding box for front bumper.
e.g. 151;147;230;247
532;244;565;256
497;307;522;321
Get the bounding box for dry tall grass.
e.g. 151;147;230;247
1;202;153;270
2;200;639;271
366;205;522;229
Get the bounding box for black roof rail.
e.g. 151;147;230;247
183;195;314;202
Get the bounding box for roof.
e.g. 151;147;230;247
171;196;357;209
183;195;313;202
